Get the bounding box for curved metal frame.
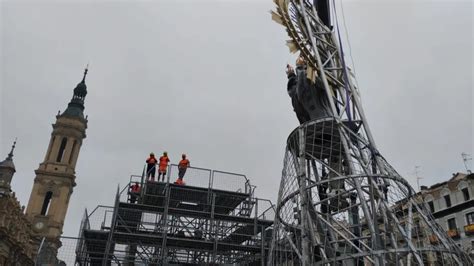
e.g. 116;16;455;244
269;1;471;265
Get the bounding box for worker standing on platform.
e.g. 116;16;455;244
178;154;190;181
146;153;158;181
158;152;170;182
129;182;141;203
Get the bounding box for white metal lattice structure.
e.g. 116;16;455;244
269;0;472;265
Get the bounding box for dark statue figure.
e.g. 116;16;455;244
286;56;332;124
286;56;349;213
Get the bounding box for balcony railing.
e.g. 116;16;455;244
447;228;460;238
464;224;474;235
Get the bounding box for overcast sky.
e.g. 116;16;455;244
1;0;472;238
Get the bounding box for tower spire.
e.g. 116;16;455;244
61;67;89;118
82;64;88;83
7;138;17;160
0;139;17;194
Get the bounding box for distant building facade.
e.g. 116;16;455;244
363;172;474;265
0;142;36;265
421;172;474;255
0;68;89;265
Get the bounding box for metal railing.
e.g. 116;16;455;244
120;164;253;202
257;198;276;221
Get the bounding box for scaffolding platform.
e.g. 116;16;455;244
142;181;250;215
77;165;275;265
222;223;266;244
116;202;272;226
81;230;111;265
288;118;362;160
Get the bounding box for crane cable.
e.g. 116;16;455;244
331;0;352;120
338;0;360;89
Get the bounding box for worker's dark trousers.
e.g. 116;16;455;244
158;171;167;181
178;168;187;179
130;194;137;203
147;166;156;180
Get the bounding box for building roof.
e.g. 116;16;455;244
61;68;88;119
429;173;467;189
0;140;16;171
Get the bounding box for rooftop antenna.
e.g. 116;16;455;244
414;165;422;191
462;153;472;174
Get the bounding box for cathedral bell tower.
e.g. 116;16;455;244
26;68;89;259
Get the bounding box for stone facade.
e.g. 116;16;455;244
26;115;87;247
0;193;36;265
0;69;89;265
0;141;36;265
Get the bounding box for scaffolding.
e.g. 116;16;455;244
75;164;275;265
269;0;472;265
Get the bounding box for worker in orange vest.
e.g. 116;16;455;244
129;182;141;203
178;154;190;181
145;153;158;181
175;154;190;185
158;152;170;182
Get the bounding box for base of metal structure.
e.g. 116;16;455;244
269;120;471;266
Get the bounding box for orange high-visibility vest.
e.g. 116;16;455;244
159;156;169;166
179;159;190;169
131;184;140;193
146;157;157;164
159;156;170;171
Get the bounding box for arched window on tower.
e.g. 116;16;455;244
69;140;77;164
56;137;68;162
46;136;56;161
40;191;53;215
